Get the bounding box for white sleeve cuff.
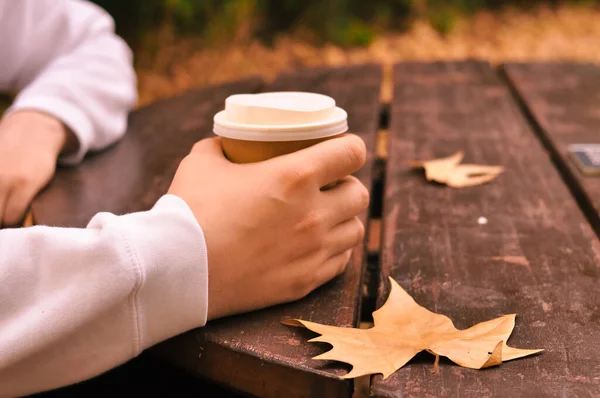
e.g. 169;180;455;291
6;95;94;165
106;194;209;351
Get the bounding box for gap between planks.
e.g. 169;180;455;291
361;119;388;326
357;151;382;398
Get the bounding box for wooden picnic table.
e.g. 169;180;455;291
31;61;600;397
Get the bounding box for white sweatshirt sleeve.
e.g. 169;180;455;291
0;194;209;398
0;0;138;165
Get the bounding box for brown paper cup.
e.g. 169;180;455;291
221;135;342;164
214;91;349;189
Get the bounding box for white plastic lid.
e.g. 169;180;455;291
213;92;348;142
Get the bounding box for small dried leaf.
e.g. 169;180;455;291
409;151;464;184
446;164;505;188
409;152;504;188
283;277;542;379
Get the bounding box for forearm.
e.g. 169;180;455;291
0;195;208;397
1;0;138;164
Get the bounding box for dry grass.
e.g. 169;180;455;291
135;4;600;107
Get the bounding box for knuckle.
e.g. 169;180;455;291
357;183;370;210
346;248;354;260
338;253;351;274
290;276;314;300
355;219;366;243
346;177;370;213
297;210;324;233
279;165;314;190
304;279;318;297
344;136;367;168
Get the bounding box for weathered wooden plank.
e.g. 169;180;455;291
372;61;600;398
503;62;600;234
151;64;383;398
32;77;264;227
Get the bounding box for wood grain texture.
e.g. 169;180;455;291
31;78;264;227
372;61;600;398
503;62;600;234
152;64;382;398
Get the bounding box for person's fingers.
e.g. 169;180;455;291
321;176;370;226
3;183;38;227
272;134;367;188
314;248;354;288
284;245;353;301
327;216;365;256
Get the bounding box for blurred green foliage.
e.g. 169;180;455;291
91;0;599;48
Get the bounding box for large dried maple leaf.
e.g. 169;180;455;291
283;278;542;379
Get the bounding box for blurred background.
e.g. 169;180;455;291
91;0;600;106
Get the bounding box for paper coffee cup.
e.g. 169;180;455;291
213;92;348;163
